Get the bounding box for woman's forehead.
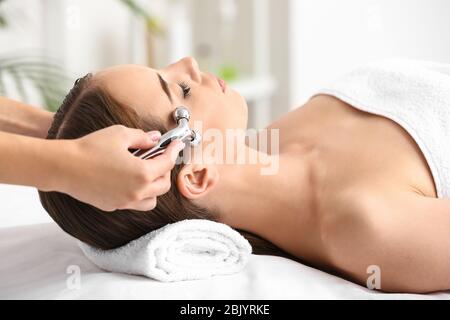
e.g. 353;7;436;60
94;64;155;82
94;65;171;122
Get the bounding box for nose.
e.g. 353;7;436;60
179;56;201;83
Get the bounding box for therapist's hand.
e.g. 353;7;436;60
55;125;185;212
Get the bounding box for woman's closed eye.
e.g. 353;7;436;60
178;81;191;99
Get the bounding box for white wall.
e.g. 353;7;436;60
269;0;291;120
0;185;51;228
0;0;44;52
42;0;138;79
290;0;450;107
0;0;145;98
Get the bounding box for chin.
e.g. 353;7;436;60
241;103;249;129
235;92;249;129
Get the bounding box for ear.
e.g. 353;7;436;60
176;164;219;200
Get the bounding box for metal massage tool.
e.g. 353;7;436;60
132;106;201;160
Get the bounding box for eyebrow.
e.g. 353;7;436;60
157;73;172;103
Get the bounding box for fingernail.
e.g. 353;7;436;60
149;131;161;141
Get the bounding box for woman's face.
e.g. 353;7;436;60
94;57;248;134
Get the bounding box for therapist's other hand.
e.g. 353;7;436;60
57;125;185;212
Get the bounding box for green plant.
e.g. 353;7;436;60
119;0;163;35
0;3;6;27
217;63;238;82
0;55;70;111
0;0;68;111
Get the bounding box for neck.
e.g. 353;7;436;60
201;143;315;240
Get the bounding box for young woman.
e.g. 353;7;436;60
39;57;450;293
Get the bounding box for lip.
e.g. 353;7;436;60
216;76;227;93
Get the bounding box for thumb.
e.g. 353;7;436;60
123;128;162;150
146;139;185;173
165;139;186;162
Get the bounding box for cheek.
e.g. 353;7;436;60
190;91;247;130
223;91;248;129
188;96;220;127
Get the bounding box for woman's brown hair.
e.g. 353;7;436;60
38;73;295;259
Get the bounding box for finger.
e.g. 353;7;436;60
123;197;157;212
151;166;171;181
117;126;162;150
146;139;185;176
144;173;172;197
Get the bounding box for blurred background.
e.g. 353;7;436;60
1;0;450;226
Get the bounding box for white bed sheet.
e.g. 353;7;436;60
1;222;449;300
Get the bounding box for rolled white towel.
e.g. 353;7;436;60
78;219;252;282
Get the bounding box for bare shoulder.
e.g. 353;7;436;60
381;190;450;222
320;186;392;225
331;184;448;213
321;185;450;255
320;186;450;239
319;187;450;293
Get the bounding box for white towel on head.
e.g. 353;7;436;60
78;219;252;282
